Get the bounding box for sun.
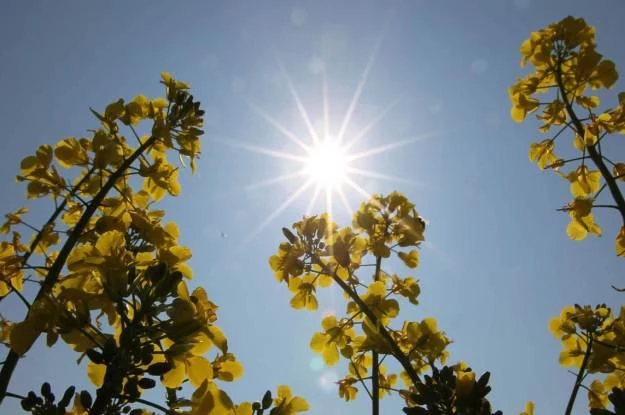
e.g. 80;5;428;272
212;43;433;242
304;137;348;189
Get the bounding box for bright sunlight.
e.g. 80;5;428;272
304;137;348;189
213;35;434;242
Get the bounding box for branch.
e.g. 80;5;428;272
311;254;422;388
554;63;625;226
0;166;96;305
0;136;157;405
350;361;373;400
371;255;382;415
564;334;593;415
131;397;175;414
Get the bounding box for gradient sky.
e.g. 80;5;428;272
2;1;625;414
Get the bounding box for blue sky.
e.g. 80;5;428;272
2;1;625;414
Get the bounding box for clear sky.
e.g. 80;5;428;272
2;1;625;414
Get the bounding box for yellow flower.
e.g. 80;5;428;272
310;315;355;365
272;385;309;415
520;401;534;415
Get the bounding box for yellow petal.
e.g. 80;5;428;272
277;385;293;400
217;360;244;381
162;356;186;388
187;356;214;387
95;230;125;256
567;219;588;241
54;137;89;169
398;250;419;268
616;227;625;257
9;319;40;355
206;325;228;353
322;344;339;365
287;396;309;412
310;332;326;353
87;362;107;387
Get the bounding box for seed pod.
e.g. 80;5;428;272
124;378;139;399
86;349;104;364
262;390;272;409
80;390;92;409
40;382;51;399
58;386;75;409
20;397;35;411
282;228;298;244
138;378;156;389
147;362;171;376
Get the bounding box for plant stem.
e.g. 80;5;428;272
554;64;625;225
311;254;422;388
564;334;593;415
0;166;96;306
371;255;382;415
131;397;174;414
0;136;157;406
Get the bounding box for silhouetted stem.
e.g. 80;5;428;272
0;166;96;307
311;254;422;388
564;334;592;415
554;62;625;225
131;397;174;414
372;255;382;415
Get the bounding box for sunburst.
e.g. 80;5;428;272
215;39;434;241
304;136;348;190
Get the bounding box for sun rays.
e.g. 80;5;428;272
303;136;348;189
214;38;435;243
